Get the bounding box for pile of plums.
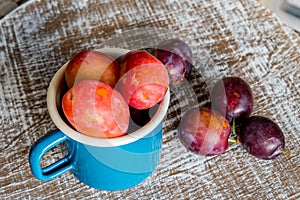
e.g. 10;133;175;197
61;38;195;139
178;76;290;160
61;37;290;160
151;39;290;160
62;49;169;138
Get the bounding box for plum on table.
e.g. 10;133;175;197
211;76;254;122
239;116;290;159
177;107;231;156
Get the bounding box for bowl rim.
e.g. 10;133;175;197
47;47;170;147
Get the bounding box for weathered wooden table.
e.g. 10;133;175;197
1;0;299;199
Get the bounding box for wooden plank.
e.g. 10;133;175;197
0;0;299;199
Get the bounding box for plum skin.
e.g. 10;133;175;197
177;107;231;156
64;50;119;88
155;49;193;86
141;39;193;86
62;80;130;138
155;38;193;86
211;76;254;122
157;38;193;64
239;116;285;160
117;50;169;110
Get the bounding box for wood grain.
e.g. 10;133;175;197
0;0;300;199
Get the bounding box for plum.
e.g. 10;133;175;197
178;107;231;156
117;50;169;110
157;38;193;64
239;116;288;160
62;80;129;138
64;50;119;88
211;76;254;122
155;38;193;86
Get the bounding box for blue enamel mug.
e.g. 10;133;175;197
29;48;170;191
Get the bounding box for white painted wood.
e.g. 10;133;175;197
0;0;299;199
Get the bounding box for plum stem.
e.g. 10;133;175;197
279;148;293;157
228;138;239;143
232;118;237;136
228;118;239;143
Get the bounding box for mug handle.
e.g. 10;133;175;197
29;129;74;181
